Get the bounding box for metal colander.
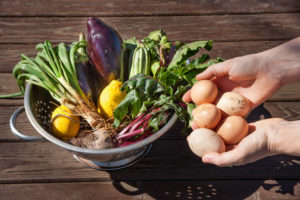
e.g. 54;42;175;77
31;89;55;131
10;83;178;170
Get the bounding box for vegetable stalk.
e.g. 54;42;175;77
13;39;113;132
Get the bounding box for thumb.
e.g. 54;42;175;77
202;149;245;167
202;129;272;167
196;60;230;80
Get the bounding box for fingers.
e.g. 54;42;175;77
182;89;192;103
249;118;285;129
196;61;230;81
185;59;231;104
202;132;254;167
183;61;230;103
202;128;272;167
202;149;245;167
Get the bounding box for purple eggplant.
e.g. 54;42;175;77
76;33;104;104
87;17;124;83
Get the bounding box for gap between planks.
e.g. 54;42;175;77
0;11;300;18
0;0;299;17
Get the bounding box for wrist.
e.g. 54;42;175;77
267;119;287;154
258;37;300;84
256;50;286;84
268;119;300;156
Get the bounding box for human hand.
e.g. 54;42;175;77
201;118;286;167
183;37;300;111
183;53;283;111
184;38;300;166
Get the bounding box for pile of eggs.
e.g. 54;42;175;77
187;80;250;158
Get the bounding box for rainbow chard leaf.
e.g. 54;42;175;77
113;74;165;127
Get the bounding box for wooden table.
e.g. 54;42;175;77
0;1;300;199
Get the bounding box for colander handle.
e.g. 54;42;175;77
10;106;46;141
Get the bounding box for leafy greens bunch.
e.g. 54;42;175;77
113;30;224;143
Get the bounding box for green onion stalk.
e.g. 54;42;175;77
13;37;108;130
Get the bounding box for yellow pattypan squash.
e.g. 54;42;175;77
51;105;80;140
97;80;126;118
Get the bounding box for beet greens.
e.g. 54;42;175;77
114;30;224;146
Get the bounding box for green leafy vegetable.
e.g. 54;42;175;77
151;61;160;77
147;30;166;42
155;55;224;128
187;103;196;128
147;111;171;131
115;30;224;142
168;40;213;70
113;74;165;126
13;39;108;131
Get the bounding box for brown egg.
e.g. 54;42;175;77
187;128;225;158
217;116;248;145
216;92;250;117
192;103;221;129
191;80;218;105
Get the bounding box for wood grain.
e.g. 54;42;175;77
0;74;21;96
0;105;39;141
0;180;299;200
0;140;299;183
0;99;23;106
0;0;299;17
1;1;299;199
0;40;286;73
0;14;299;44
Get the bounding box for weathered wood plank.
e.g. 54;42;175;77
0;99;23;106
0;40;286;73
0;14;299;44
0;74;21;96
0;180;299;200
263;102;300;120
270;84;300;101
0;105;39;141
0;0;299;17
2;101;300;141
0;73;23;105
0;141;299;182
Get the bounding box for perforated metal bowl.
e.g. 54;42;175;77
10;83;177;170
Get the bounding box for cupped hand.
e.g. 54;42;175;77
182;53;283;111
201;118;286;167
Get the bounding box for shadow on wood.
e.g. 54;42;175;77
106;103;299;199
111;180;265;199
107;156;300;199
263;179;300;196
